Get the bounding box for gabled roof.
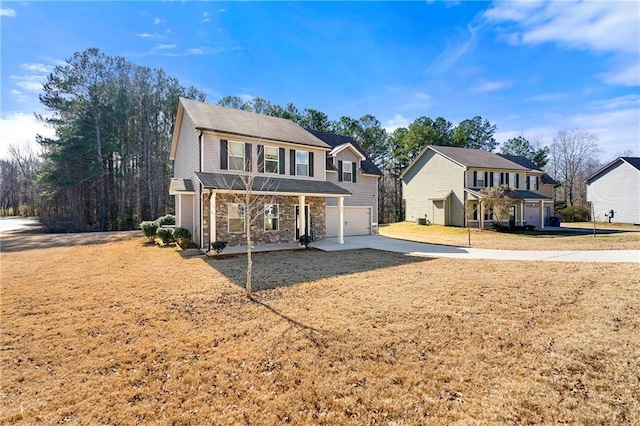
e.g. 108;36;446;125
306;129;383;176
195;172;351;197
176;98;331;149
403;145;528;178
430;146;529;170
497;154;558;185
586;156;640;183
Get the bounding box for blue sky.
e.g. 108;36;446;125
1;1;638;161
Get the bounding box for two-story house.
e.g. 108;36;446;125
307;129;383;236
401;145;555;229
169;98;381;249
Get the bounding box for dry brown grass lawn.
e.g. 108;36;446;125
380;222;640;251
1;231;639;424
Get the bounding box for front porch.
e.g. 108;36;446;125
465;188;553;230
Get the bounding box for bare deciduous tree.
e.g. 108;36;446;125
548;129;600;207
480;185;518;228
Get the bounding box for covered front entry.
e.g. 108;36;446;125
326;206;371;237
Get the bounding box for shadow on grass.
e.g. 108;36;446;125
249;296;325;349
204;248;434;291
0;230;142;253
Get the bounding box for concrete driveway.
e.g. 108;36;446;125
314;235;640;263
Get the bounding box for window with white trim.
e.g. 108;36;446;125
296;151;309;176
342;164;352;182
228;141;245;171
264;204;279;231
264;146;279;174
477;173;485;187
228;203;245;233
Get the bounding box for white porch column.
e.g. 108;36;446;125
520;200;524;226
299;195;306;237
210;192;216;244
338;196;345;244
539;200;545;229
479;200;484;230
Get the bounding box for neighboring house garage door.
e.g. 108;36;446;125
326;206;371;237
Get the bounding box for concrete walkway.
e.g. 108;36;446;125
314;235;640;263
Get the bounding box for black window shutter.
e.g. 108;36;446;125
490;172;494;187
220;140;228;170
484;172;488;187
257;145;264;173
279;148;285;174
338;160;343;182
245;143;252;172
473;171;477;187
352;162;357;183
309;152;314;177
526;176;530;190
290;149;296;175
506;172;510;187
516;173;520;188
500;172;504;185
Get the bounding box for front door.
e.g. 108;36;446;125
295;205;310;239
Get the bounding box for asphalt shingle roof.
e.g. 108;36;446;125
622;157;640;171
306;129;383;176
180;98;330;149
195;172;351;196
497;154;558;185
430;146;529;170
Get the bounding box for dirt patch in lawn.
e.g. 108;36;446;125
380;222;640;251
1;233;639;424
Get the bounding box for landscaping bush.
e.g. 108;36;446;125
211;241;228;255
155;227;175;245
556;205;590;222
140;221;159;241
173;227;192;246
156;214;175;226
299;234;312;249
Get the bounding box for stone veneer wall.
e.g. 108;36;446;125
212;193;326;246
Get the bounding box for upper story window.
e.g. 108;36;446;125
264;146;279;174
529;176;538;191
477;173;485;187
338;160;357;183
296;151;309;176
228;141;245;171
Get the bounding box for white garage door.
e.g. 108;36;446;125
326;206;371;237
525;202;541;227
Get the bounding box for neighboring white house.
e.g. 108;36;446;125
586;157;640;225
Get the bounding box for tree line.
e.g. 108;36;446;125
1;48;607;230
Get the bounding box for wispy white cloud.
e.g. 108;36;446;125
0;112;55;159
135;32;165;40
0;8;16;17
10;63;55;93
524;92;566;102
472;80;512;93
202;12;211;23
428;24;478;75
415;92;430;101
160;46;227;57
484;1;640;87
156;44;176;50
384;114;410;133
495;95;640;159
153;18;165;25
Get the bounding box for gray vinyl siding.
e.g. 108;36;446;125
403;150;465;226
202;133;325;180
587;161;640;224
178;193;195;236
173;111;200;181
326;148;379;224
